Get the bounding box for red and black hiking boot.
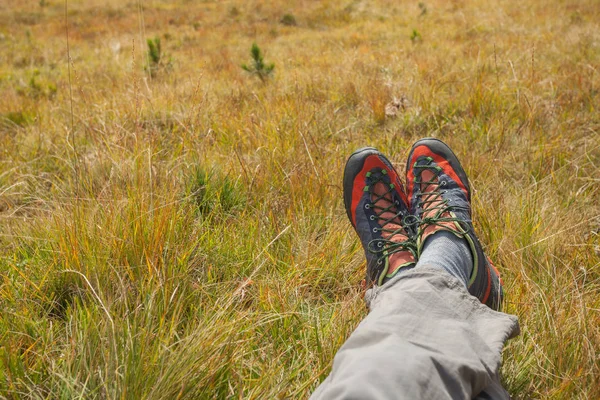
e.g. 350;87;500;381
343;147;418;287
406;138;504;310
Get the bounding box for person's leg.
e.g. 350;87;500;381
312;140;518;399
341;147;417;287
310;268;519;400
407;138;504;310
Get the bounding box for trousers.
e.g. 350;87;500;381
310;267;520;399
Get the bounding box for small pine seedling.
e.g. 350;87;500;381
241;43;275;83
147;37;161;65
146;36;161;77
410;29;422;43
145;36;172;77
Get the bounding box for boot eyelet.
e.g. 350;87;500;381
441;181;447;186
365;204;371;209
370;215;375;221
403;215;419;226
377;242;383;248
373;228;379;233
377;259;383;265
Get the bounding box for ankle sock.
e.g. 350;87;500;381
415;231;473;287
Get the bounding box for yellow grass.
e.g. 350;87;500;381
0;0;599;398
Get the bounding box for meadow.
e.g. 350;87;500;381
0;0;599;398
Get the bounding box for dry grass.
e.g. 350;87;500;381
0;0;599;398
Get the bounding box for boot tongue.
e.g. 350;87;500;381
385;230;412;274
420;169;443;219
371;181;402;225
419;167;456;240
371;181;413;275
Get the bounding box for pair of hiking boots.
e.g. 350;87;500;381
343;138;503;311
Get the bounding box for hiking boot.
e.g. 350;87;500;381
406;138;503;310
343;147;418;287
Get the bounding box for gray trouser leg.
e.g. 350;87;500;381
310;268;519;400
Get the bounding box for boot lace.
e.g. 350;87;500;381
364;169;418;266
413;156;470;236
